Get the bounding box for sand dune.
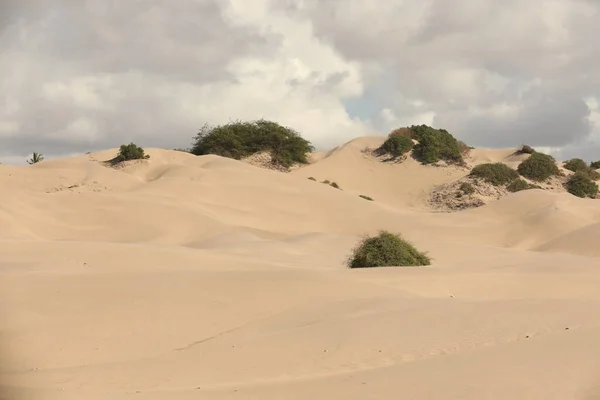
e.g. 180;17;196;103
1;139;600;400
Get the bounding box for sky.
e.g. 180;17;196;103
1;0;600;165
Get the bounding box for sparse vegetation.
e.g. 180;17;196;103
174;148;191;153
308;176;316;181
116;143;150;162
359;195;374;201
330;182;341;189
27;152;45;165
378;134;414;158
459;182;475;195
190;119;314;168
469;163;519;186
590;160;600;170
409;125;465;165
506;178;541;193
565;172;599;198
347;231;430;268
517;145;535;154
321;179;330;184
516;152;560;181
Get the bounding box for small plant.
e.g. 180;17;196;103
347;231;430;268
359;195;374;201
459;182;475;194
174;148;191;153
565;172;599;198
321;179;331;184
517;145;535;154
330;182;341;189
517;152;560;181
469;163;519;186
590;160;600;170
506;178;541;193
378;134;414;158
116;143;150;162
308;176;316;181
27;152;45;165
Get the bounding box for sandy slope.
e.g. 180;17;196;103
1;141;600;400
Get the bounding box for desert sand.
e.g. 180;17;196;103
2;136;600;399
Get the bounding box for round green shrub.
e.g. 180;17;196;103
563;158;588;172
410;125;464;165
590;160;600;170
378;134;414;157
506;178;540;193
190;119;314;168
347;231;430;268
565;172;599;198
469;163;519;186
517;152;560;181
116;143;149;162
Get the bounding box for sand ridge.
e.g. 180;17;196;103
1;138;600;399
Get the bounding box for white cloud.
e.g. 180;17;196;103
0;0;600;164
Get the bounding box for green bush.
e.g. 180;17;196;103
378;134;414;157
506;178;541;193
563;158;600;180
565;172;599;198
590;160;600;170
459;182;475;194
469;163;519;186
359;195;374;201
190;119;314;168
347;231;430;268
517;145;535;154
517;152;560;181
563;158;588;172
116;143;149;162
409;125;464;165
330;182;341;189
308;176;316;181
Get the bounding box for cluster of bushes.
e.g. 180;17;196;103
467;162;540;193
377;125;467;165
563;158;600;180
190;119;314;168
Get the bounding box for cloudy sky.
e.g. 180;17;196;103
1;0;600;165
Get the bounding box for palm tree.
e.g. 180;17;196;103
27;152;45;165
